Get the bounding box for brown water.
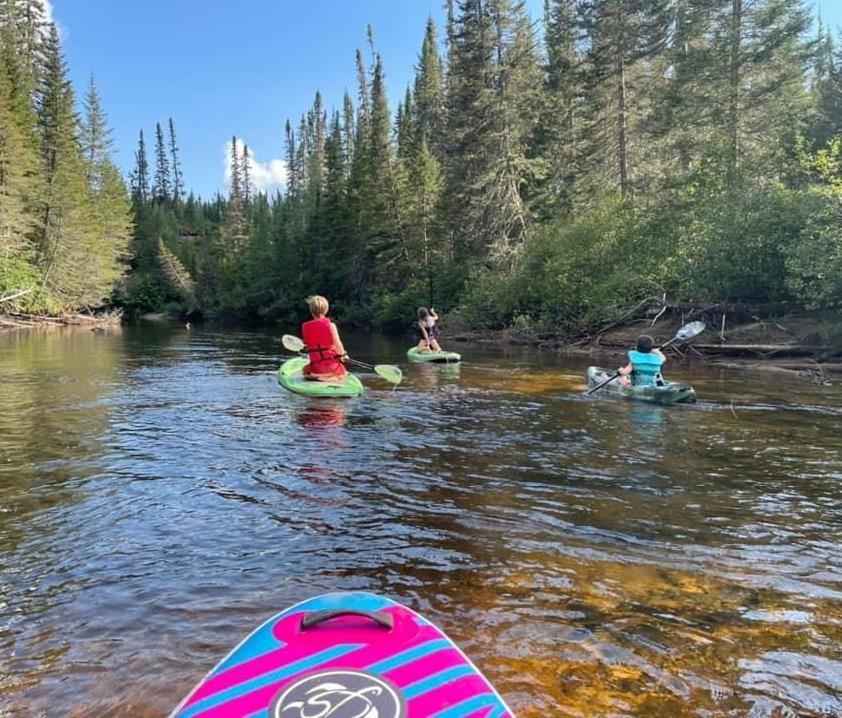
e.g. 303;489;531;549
1;326;840;717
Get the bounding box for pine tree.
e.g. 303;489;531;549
80;76;113;190
0;47;39;297
152;121;170;202
366;54;410;279
414;17;446;157
444;0;540;264
36;24;103;308
578;0;671;197
241;143;252;205
533;0;582;215
711;0;812;183
320;111;352;295
226;135;247;249
168;118;184;203
342;91;355;173
396;86;415;160
0;0;41;300
130;129;150;205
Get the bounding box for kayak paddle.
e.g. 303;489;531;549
586;320;706;396
281;334;403;386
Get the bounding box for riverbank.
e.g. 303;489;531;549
448;308;842;383
0;310;123;330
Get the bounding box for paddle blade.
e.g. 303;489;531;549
282;334;305;352
374;364;403;385
676;321;706;341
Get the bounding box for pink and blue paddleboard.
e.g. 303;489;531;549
171;591;514;718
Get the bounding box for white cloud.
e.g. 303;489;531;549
41;1;69;40
223;138;288;197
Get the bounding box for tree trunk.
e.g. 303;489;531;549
618;56;629;196
727;0;742;181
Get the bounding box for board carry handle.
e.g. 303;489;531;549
300;609;394;631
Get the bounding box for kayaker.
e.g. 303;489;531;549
301;295;348;382
416;307;443;353
618;334;666;387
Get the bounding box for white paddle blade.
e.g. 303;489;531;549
676;321;706;341
282;334;305;352
375;365;403;385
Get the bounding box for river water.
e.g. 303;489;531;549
1;326;840;717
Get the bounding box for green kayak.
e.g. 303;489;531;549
407;347;462;364
586;366;696;404
277;357;364;398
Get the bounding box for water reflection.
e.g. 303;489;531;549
294;402;349;430
0;327;841;717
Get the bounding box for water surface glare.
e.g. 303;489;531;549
1;326;841;717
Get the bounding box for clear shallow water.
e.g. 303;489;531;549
0;325;840;717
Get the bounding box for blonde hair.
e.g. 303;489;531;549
306;295;329;317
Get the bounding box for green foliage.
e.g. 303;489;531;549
461;197;677;331
785;139;842;308
681;184;810;302
0;11;131;315
98;0;842;336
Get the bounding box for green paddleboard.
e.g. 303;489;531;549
278;357;364;398
407;347;462;363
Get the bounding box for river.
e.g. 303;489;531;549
1;325;840;717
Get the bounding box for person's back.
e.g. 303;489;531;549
301;295;347;379
620;335;665;387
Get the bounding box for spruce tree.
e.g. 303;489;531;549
342;91;355;173
130;129;150;205
36;24;103;309
0;48;39;297
152;121;170;202
226;135;247;249
0;1;41;300
366;54;409;280
533;0;582;215
168;118;184;203
80;76;112;190
414;17;446;157
241;143;252;205
444;0;539;263
710;0;812;183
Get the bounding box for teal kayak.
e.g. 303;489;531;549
586;365;696;404
278;357;364;398
407;347;462;363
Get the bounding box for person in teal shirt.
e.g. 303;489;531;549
618;334;666;387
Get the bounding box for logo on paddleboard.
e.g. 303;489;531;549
271;670;406;718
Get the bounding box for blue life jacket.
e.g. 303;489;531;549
628;350;664;387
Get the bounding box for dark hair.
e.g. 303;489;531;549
636;335;654;353
417;307;429;320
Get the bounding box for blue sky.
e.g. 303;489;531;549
56;0;842;200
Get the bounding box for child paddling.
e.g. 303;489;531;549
618;334;666;387
301;295;348;383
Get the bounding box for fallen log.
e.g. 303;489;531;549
691;343;824;357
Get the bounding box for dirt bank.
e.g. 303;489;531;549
0;310;123;330
448;307;842;383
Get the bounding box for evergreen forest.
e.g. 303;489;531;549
2;0;841;334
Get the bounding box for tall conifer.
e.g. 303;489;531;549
152;121;170;202
168;118;184;203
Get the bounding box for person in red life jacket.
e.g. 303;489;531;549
301;295;348;382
